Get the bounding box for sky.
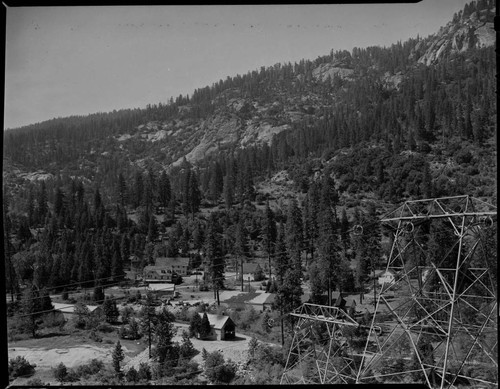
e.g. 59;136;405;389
4;1;470;130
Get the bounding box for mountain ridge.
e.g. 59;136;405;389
3;0;496;207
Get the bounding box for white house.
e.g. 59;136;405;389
378;270;396;286
147;283;176;298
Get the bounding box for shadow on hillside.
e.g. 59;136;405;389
37;332;70;339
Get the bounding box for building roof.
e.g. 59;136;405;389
198;313;234;330
247;292;276;306
143;265;173;274
369;269;386;278
155;257;190;268
52;302;100;314
239;263;260;274
148;283;175;291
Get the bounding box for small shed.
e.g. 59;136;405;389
198;313;236;340
236;263;260;281
247;292;276;312
378;270;396;286
52;302;102;321
147;283;175;298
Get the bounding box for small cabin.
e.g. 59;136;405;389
378;270;396;286
52;302;102;322
198;313;236;340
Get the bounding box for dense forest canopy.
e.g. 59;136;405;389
2;0;496;301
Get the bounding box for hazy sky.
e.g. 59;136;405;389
4;1;470;129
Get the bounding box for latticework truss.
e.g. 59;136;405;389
281;196;497;388
280;304;362;384
356;196;497;388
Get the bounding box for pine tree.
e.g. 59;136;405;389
21;286;42;338
139;291;158;358
339;207;350;253
117;172;128;206
133;172;144;208
35;181;48;225
147;215;159;242
285;198;303;267
103;296;120;323
274;222;289;285
262;199;277;280
189;311;203;338
199;312;212;339
111;250;124;282
261;311;271;333
179;330;196;360
158;171;171;209
112;340;125;373
234;218;249;291
317;208;340;304
223;174;234;209
154;308;177;365
205;215;224;304
276;267;303;329
54;187;66;217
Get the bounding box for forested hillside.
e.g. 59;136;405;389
3;0;496;304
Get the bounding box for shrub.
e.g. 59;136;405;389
137;362;152;381
54;362;68;382
125;366;139;382
455;149;473;165
8;356;36;379
26;378;44;386
75;359;104;378
204;351;237;384
89;330;103;342
97;322;115;333
120;306;134;323
199;283;209;292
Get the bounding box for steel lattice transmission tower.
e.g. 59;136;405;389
280;304;364;384
281;196;497;388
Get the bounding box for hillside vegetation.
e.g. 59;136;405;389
3;1;497;385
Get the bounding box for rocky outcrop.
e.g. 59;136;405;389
312;63;354;82
417;8;494;66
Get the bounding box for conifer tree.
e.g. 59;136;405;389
147;215;159;242
317;208;340;305
189;311;203;338
262;199;277;280
205;215;224;304
234;218;249;291
103;296;120;323
139;291;158;358
199;312;212;339
154;308;177;365
285;198;303;267
158;171;171;209
112;340;125;373
21;286;43;338
117;172;128;206
274;222;289;285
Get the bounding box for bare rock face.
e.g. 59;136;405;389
312;63;354;82
417;8;494;66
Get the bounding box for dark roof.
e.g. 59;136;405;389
198;313;234;330
155;257;190;267
143;265;173;274
239;263;260;274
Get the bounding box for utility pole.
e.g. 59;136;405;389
241;257;244;292
280;307;285;346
